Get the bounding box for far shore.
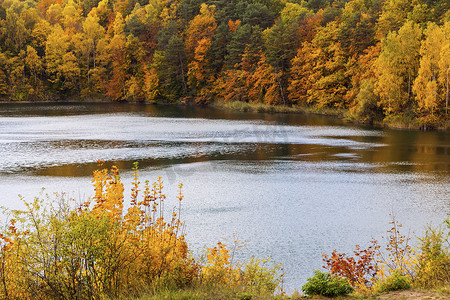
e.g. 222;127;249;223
1;98;449;131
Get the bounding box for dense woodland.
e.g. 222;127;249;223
0;0;449;127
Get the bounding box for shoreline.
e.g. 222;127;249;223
1;99;448;131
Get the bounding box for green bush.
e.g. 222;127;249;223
414;224;450;288
242;257;282;295
301;270;354;297
375;271;411;293
352;79;383;124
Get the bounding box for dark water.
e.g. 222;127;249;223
0;102;448;291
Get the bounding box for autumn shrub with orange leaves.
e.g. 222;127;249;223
0;163;283;299
322;239;381;290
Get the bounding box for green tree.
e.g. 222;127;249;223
155;20;188;100
338;0;380;56
123;34;147;101
207;22;229;74
242;2;274;29
226;23;252;69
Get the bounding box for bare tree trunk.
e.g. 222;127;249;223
93;43;96;70
87;44;91;89
432;67;437;115
388;94;391;115
276;75;286;105
179;54;187;95
446;68;448;116
407;69;411;102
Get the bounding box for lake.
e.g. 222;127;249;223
0;102;448;292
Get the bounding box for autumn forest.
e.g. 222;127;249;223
0;0;449;128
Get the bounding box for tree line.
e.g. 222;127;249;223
0;0;449;127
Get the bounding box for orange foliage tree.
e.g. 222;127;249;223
185;3;217;100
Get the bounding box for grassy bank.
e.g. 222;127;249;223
132;282;450;299
212;101;347;118
213;100;450;131
133;284;287;300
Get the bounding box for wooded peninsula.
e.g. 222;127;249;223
0;0;449;129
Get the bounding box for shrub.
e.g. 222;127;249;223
375;271;411;293
200;243;283;297
322;240;380;287
418;114;441;130
413;224;450;288
201;241;240;286
379;214;416;277
301;270;354;297
383;112;419;129
242;257;283;295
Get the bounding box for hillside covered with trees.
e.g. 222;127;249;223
0;0;449;127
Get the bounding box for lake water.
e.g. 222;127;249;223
0;102;448;291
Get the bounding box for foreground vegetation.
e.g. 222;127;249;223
0;164;448;299
0;0;449;129
0;164;283;299
301;215;449;298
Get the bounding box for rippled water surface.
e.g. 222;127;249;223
0;103;449;291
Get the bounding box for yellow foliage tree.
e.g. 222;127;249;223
25;45;43;88
45;24;70;86
375;20;422;116
106;13;127;100
413;21;450;122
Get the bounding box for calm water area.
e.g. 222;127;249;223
0;102;449;291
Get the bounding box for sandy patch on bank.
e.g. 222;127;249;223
375;289;449;299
